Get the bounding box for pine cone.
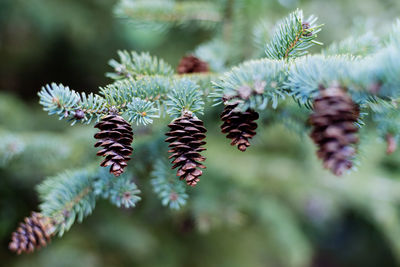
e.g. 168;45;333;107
310;85;360;175
94;114;133;176
220;104;259;152
177;55;209;74
165;112;207;186
9;212;53;254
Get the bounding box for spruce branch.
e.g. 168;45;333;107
101;73;215;108
323;32;380;57
100;76;172;106
177;72;218;97
93;168;141;208
151;159;188;210
166;78;205;118
124;98;160;125
37;166;142;236
107;50;174;80
349;44;400;99
265;9;323;61
285;55;354;107
212;58;287;111
37;168;97;236
38;83;107;125
30;9;400;252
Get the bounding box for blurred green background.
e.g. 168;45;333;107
2;0;400;266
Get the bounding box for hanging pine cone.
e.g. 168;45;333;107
165;112;207;186
309;85;360;175
9;212;53;254
94;114;133;176
177;55;209;74
220;104;259;152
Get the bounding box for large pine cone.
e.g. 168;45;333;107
177;55;209;74
165;113;207;186
94;114;133;176
9;212;53;254
310;85;360;175
220;104;259;152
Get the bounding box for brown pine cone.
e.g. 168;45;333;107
94;114;133;176
177;55;209;74
220;104;259;152
9;212;53;254
165;112;207;186
310;85;360;175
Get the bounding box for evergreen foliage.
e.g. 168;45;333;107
37;166;140;236
264;9;323;60
5;2;400;261
151;159;188;210
107;50;174;80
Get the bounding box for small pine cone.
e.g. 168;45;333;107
177;55;209;74
94;114;133;176
165;112;207;186
220;104;259;152
310;85;360;176
9;212;53;254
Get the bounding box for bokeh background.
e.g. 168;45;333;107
2;0;400;266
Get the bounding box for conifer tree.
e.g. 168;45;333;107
6;1;400;259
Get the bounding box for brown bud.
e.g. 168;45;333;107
74;109;85;120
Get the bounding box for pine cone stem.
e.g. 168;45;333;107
165;112;207;186
310;85;360;175
220;104;259;151
94;114;133;176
